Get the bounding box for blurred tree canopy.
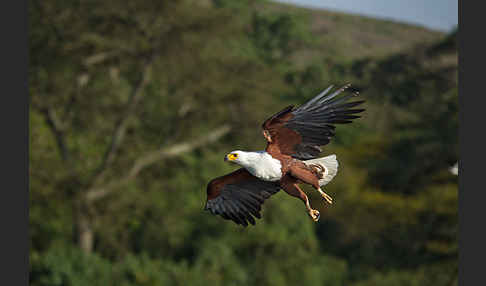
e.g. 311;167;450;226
29;0;457;285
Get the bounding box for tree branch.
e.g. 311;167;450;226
83;52;117;67
91;56;155;185
41;107;69;162
85;125;231;202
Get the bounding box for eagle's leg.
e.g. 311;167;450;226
289;163;333;205
280;175;320;222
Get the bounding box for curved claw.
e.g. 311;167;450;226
322;193;333;204
308;209;320;222
318;188;333;204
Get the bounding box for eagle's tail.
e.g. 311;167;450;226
303;154;339;187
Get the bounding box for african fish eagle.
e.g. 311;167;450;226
204;84;365;226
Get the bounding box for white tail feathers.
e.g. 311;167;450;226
304;154;339;186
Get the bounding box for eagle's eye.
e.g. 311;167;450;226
226;153;238;161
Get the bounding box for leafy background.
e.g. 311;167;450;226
29;0;458;285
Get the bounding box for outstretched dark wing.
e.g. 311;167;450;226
262;84;365;160
205;168;281;226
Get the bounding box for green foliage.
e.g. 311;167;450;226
351;261;457;286
30;245;112;286
250;10;311;64
29;0;457;285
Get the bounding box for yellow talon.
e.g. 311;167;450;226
318;188;333;204
322;193;333;204
308;209;320;222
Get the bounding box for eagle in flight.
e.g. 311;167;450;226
204;84;364;226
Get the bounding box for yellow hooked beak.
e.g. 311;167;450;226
224;153;238;161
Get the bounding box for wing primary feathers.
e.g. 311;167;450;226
236;194;262;218
246;214;256;225
315;83;352;105
302;93;355;114
307;114;362;121
263;84;364;160
326;119;353;124
237;193;262;211
241;200;261;219
221;202;241;224
324;94;360;109
220;212;230;220
225;201;244;225
297;85;334;111
227;200;250;226
208;200;222;215
233;192;261;216
304;106;365;118
325;108;365;115
205;169;280;226
231;199;250;217
244;191;265;204
231;200;254;225
218;203;233;221
330;100;366;110
298;84;351;113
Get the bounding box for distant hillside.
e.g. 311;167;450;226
263;1;445;66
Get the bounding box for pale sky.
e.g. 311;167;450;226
274;0;458;32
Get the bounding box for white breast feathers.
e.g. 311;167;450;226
239;151;283;181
